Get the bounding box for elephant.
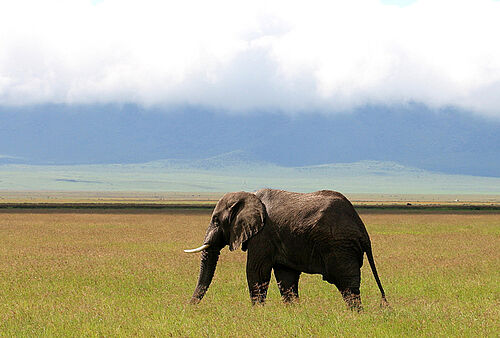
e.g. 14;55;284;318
184;189;387;310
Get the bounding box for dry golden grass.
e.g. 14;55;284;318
0;209;499;336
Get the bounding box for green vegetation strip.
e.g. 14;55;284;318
0;202;499;212
0;202;215;210
354;204;500;212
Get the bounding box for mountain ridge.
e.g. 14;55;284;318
1;104;499;177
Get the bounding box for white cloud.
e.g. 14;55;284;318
0;0;499;116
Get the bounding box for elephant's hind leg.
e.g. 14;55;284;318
340;287;362;311
324;246;363;311
273;265;300;303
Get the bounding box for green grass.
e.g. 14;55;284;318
0;210;499;336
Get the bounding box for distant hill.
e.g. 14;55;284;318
0;155;27;165
144;150;273;171
1;154;499;194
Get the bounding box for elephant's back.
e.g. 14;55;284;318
255;189;355;216
256;188;366;243
256;189;358;226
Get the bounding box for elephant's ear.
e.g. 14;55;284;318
228;193;266;252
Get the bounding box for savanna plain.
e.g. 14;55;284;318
0;207;499;336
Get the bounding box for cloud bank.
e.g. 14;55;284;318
1;0;500;116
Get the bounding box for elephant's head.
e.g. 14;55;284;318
184;191;266;304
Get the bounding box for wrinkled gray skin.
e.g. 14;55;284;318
188;189;387;310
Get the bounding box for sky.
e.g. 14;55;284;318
1;0;500;117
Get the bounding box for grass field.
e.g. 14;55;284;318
0;208;499;336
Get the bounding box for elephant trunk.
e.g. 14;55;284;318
190;249;220;304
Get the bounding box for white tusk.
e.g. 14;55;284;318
184;244;210;253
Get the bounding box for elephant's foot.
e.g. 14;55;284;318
250;281;270;305
282;292;299;304
341;288;363;312
274;266;300;304
277;284;299;304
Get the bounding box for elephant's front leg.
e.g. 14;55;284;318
273;265;300;303
246;255;272;305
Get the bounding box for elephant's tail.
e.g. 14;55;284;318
365;242;388;306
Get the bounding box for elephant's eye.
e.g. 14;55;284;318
212;216;219;226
